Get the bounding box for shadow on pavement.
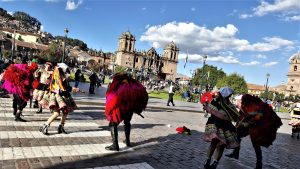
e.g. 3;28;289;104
46;130;300;169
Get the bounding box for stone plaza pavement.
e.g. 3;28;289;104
0;83;299;169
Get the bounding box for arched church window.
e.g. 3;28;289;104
294;66;297;71
135;58;138;62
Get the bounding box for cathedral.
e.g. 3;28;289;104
286;52;300;96
114;31;179;81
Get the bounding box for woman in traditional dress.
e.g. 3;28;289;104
226;94;282;169
32;62;53;113
202;87;240;169
39;65;77;135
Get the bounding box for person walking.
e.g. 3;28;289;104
1;61;38;122
74;69;81;88
202;87;240;169
89;72;97;94
32;62;53;113
167;82;175;106
225;94;282;169
39;65;77;135
105;73;148;151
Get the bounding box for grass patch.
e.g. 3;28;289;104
69;73;90;83
148;90;182;101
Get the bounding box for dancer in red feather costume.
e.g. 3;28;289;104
1;61;38;121
226;94;282;169
105;73;148;151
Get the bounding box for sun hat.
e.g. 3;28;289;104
234;95;243;100
219;86;234;98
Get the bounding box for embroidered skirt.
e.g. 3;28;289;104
203;115;239;149
39;92;77;113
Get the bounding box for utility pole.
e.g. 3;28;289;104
62;28;69;63
11;30;16;61
265;73;270;99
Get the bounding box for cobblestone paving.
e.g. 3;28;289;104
0;97;299;169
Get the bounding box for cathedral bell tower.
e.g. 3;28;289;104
286;52;300;96
118;31;135;53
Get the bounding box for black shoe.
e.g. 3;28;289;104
210;161;218;169
167;105;170;106
124;123;131;147
105;144;119;151
173;104;175;106
255;161;262;169
39;124;49;135
58;124;67;134
36;107;42;114
225;148;240;159
15;117;27;122
105;125;119;151
204;159;211;169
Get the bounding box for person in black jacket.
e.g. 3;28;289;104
89;72;97;94
74;69;81;88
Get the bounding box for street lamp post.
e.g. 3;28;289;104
0;35;5;61
62;28;69;63
200;55;208;94
265;73;270;99
11;30;16;61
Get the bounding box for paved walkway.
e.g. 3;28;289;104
0;83;298;169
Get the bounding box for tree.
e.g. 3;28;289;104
0;8;13;20
55;36;88;51
216;73;248;94
192;65;226;88
13;11;41;32
39;43;62;63
115;65;127;73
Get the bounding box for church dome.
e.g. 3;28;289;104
120;31;135;40
164;41;177;50
291;52;300;60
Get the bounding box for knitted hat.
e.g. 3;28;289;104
219;86;234;98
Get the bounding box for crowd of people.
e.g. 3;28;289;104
0;57;286;169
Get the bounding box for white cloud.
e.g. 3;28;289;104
145;24;150;29
191;7;196;12
239;14;253;19
284;15;300;21
263;61;279;67
256;54;267;59
241;0;300;21
178;53;260;66
142;7;147;11
254;0;300;16
66;0;83;10
40;25;44;31
140;21;294;54
228;9;238;16
241;61;261;66
236;36;294;51
8;11;13;15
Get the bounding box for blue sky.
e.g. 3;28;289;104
1;0;300;87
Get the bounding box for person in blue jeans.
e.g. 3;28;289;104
74;69;81;88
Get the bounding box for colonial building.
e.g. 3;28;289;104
247;83;266;96
115;31;179;81
286;52;300;96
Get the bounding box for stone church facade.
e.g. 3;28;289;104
286;52;300;96
115;31;179;81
